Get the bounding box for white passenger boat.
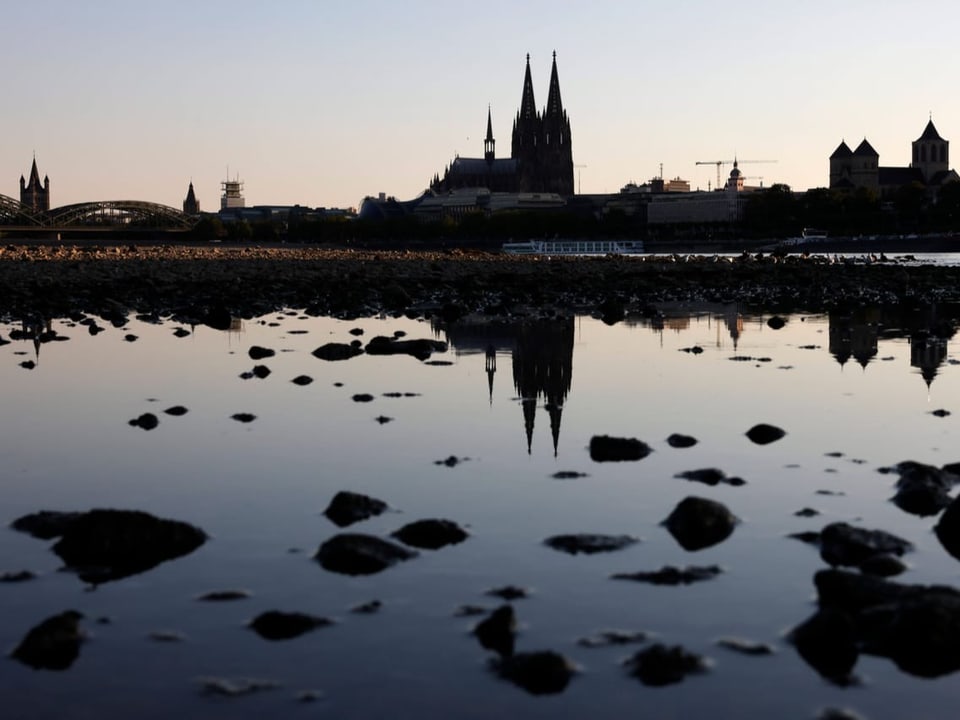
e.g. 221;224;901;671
502;239;645;255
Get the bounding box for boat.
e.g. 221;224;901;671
502;239;645;256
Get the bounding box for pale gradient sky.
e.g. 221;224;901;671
5;1;957;210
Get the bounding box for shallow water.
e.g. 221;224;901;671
2;304;960;718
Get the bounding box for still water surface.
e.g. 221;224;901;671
2;304;960;718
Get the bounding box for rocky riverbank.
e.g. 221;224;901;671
1;243;959;320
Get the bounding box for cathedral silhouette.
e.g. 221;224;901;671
430;53;574;196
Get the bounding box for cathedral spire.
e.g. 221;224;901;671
518;53;537;122
484;105;495;162
545;50;564;119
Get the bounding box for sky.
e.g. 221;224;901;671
5;1;959;211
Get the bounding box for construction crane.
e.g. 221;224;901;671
574;164;587;194
695;159;776;190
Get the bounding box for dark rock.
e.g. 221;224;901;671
364;336;448;361
374;415;393;424
674;468;745;487
818;709;866;720
1;570;37;583
12;610;84;670
196;590;251;602
352;393;375;402
715;637;775;656
890;461;957;516
251;365;271;379
312;343;364;361
164;406;188;416
249;611;333;640
25;509;208;584
625;643;708;686
231;413;256;423
173;327;190;338
148;630;185;643
577;630;648;648
248;345;275;360
551;470;589;479
124;334;138;342
350;599;382;614
496;651;575;695
323;490;388;528
789;608;859;683
932;408;951;417
589;435;652;462
129;412;159;430
598;297;625;325
349;327;365;336
291;375;313;386
11;511;83;540
314;533;417;576
662;496;738;551
666;433;698;448
745;423;786;445
544;533;638;555
767;316;787;330
487;585;530;600
936;492;960;561
859;553;907;577
474;605;515;657
679;346;704;354
612;565;722;585
794;507;820;517
435;455;467;467
814;568;914;614
819;522;912;568
392;519;468;550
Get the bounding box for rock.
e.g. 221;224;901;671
291;375;313;386
172;327;190;338
350;599;382;614
767;316;787;330
124;334;138;342
164;406;188;416
819;522;912;569
486;585;530;600
129;412;159;430
589;435;652;462
248;345;275;360
312;343;364;361
543;533;638;555
435;455;467;467
352;393;375;402
11;511;83;539
12;610;84;670
612;565;722;585
679;346;704;354
374;415;393;424
624;643;708;686
789;608;859;683
551;470;589;479
196;590;251;602
364;336;448;361
577;630;648;648
322;490;388;528
936;493;960;560
1;570;37;583
314;533;417;575
231;413;256;423
859;553;908;577
496;651;575;695
666;433;698;448
392;519;468;550
817;709;866;720
474;605;515;657
715;637;775;656
251;364;271;379
148;630;186;643
794;507;820;517
890;461;957;516
674;468;745;487
745;423;786;445
932;408;951;417
662;496;738;551
349;327;365;336
249;611;333;640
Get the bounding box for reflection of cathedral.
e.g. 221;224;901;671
911;331;948;389
829;309;879;369
437;317;575;456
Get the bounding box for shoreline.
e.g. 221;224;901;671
2;243;960;319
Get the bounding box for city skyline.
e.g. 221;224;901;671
5;1;959;210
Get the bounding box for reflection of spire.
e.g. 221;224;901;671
829;311;852;368
911;331;948;390
722;304;742;350
485;345;496;407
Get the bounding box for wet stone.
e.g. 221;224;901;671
746;423;786;445
819;522;912;569
935;493;960;561
789;608;859;684
589;435;652;462
164;406;188;416
364;336;448;361
248;345;275;360
767;316;787;330
667;433;698;448
12;510;83;540
149;630;186;643
474;605;515;657
932;408;951;417
625;643;709;686
249;611;333;641
435;455;468;467
124;334;138;342
352;393;375;402
323;490;388;528
350;599;382;614
314;533;417;576
544;533;638;555
715;637;775;656
291;375;313;386
231;413;256;423
129;413;159;430
392;519;468;550
612;565;722;585
794;507;820;517
674;468;745;487
196;590;251;602
487;585;530;601
663;496;738;551
312;343;364;361
551;470;589;479
495;650;575;695
374;415;393;424
12;610;85;671
173;327;190;338
859;553;907;578
1;570;37;583
891;461;957;517
577;630;648;648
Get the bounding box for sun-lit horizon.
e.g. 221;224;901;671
6;0;959;211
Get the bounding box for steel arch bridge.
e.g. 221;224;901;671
0;194;198;231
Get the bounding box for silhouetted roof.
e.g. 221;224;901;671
830;141;853;159
879;166;924;186
928;170;960;186
448;157;518;176
917;119;945;142
853;139;878;157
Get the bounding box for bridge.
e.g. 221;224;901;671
0;193;199;233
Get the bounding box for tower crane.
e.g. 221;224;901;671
695;159;776;190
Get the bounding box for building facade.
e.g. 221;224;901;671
20;157;50;212
431;53;574;196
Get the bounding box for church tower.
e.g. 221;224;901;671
20;157;50;213
484;106;495;162
538;52;574;195
912;117;948;183
512;54;540;191
183;181;200;215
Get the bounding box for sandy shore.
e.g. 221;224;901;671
1;243;959;318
